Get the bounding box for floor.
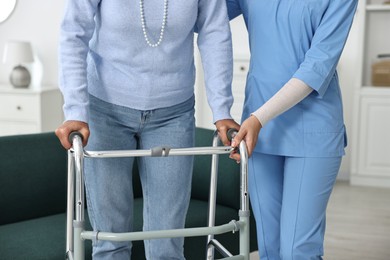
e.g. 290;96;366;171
249;181;390;260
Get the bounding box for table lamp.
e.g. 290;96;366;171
2;40;34;88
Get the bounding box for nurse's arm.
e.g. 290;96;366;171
251;79;312;127
230;79;312;161
293;0;358;97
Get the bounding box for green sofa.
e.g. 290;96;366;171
0;128;257;259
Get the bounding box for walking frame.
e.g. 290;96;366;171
66;130;250;260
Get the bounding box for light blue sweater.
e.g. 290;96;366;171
59;0;233;123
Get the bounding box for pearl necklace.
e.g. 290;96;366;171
139;0;168;48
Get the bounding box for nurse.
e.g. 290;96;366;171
226;0;358;259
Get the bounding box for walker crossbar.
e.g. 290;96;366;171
76;146;234;158
81;220;244;242
218;256;245;260
66;130;250;260
208;239;234;258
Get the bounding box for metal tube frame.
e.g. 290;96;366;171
66;132;250;260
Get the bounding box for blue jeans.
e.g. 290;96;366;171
85;94;195;259
249;152;341;260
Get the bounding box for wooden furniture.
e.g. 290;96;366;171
0;84;63;136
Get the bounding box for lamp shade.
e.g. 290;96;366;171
2;40;34;64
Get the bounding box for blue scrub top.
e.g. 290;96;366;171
227;0;358;157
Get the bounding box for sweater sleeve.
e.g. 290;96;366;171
251;78;313;127
226;0;242;20
196;0;234;123
58;0;101;123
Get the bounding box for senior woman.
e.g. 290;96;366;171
55;0;239;259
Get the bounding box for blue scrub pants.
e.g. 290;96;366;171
249;152;341;260
85;94;195;260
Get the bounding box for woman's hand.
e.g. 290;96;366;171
55;120;90;149
215;119;241;146
230;115;262;163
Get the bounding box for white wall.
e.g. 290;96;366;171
0;0;66;87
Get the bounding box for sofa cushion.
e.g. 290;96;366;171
0;198;240;260
0;212;92;260
0;133;67;225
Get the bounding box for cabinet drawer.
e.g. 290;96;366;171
0;121;39;136
0;95;39;121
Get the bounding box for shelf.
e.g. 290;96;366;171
366;5;390;11
360;86;390;95
362;85;390;89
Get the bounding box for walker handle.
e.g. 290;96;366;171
227;128;238;142
68;131;83;144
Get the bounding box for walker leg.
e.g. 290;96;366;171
206;132;221;259
238;141;250;260
74;224;85;260
239;212;250;260
66;150;75;256
71;134;85;260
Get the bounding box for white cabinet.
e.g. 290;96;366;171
350;0;390;187
0;84;63;136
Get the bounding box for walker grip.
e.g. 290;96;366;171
68;131;83;144
227;128;238;142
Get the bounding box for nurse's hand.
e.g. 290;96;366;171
230;115;262;163
215;119;241;146
55;120;90;150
